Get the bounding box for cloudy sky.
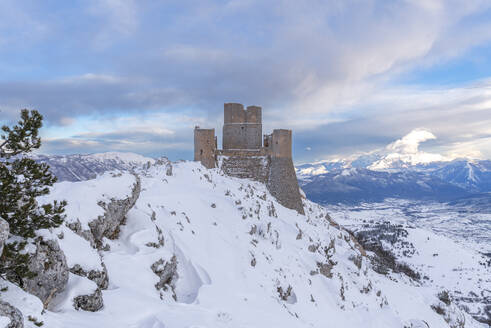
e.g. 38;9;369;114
1;0;491;163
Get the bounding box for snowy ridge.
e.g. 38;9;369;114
31;152;155;182
0;160;485;327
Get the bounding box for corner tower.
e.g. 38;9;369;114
222;103;262;150
194;127;216;169
266;129;304;214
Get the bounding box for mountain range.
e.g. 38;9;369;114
31;152;155;182
296;150;491;205
295;129;491;204
32;151;491;206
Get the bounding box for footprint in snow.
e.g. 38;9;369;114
135;315;166;328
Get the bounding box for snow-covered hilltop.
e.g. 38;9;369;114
0;159;487;327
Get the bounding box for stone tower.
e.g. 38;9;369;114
194;127;216;169
265;129;304;215
222;103;262;150
194;103;304;214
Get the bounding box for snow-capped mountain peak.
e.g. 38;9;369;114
369;129;449;170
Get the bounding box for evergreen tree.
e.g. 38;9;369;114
0;109;66;285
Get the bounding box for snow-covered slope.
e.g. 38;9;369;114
327;200;491;325
0;161;485;327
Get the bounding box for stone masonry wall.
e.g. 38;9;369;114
218;152;304;214
223;124;262;150
222;103;262;150
219;154;270;183
194;128;216;169
267;157;305;214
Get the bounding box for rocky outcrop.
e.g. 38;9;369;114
155;157;173;176
0;301;23;328
151;256;178;300
23;238;69;307
64;174;141;312
70;263;109;290
65;220;96;247
88;175;141;248
73;288;104;312
67;175;141;249
0;218;9;256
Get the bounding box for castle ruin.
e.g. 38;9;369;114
194;103;304;214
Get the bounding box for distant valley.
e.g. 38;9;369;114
297;156;491;206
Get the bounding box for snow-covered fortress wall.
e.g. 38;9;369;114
194;103;304;214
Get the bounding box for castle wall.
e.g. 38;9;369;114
194;128;216;169
219;154;270;183
217;151;304;214
267;157;305;214
223;124;262;150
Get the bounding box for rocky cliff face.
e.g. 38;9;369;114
0;218;8;257
0;301;23;328
87;175;141;249
23;239;69;307
0;171;143;319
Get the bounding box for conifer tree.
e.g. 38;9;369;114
0;109;66;285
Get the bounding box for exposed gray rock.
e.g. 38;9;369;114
70;263;109;290
155;157;173;176
0;301;23;328
88;175;141;248
67;175;141;249
151;256;178;300
317;261;334;278
66;219;95;246
73;288;103;312
23;238;68;306
277;285;297;304
89;175;141;247
0;218;9;256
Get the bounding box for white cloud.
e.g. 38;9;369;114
387;129;437;154
2;1;491;160
369;128;448;170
